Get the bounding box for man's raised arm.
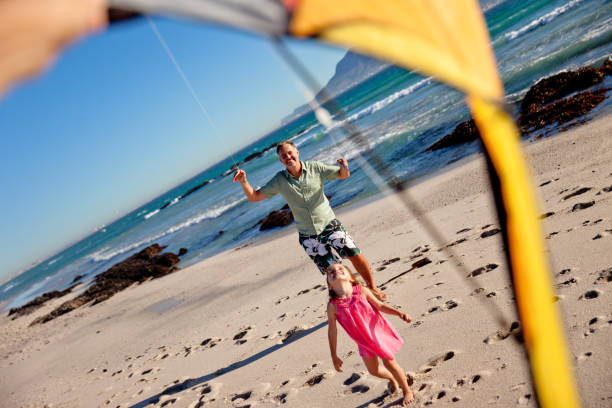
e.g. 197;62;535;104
233;170;267;202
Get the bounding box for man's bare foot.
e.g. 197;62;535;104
369;286;387;301
402;389;415;406
386;379;398;395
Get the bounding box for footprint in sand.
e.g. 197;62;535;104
343;373;361;386
275;296;290;305
187;382;221;407
579;290;602;300
410;245;431;259
470;287;486;296
279;324;313;344
556;277;579;288
484;321;521;344
274;392;288;404
417;351;456;375
467;264;499;278
582;218;603;226
592;229;612;240
456;227;471;234
426;299;459;314
571;201;595;212
377;257;402;271
584;314;612;337
577;351;593;362
350;384;370;394
594;268;612;285
230;390;252;403
480;228;501;239
304;373;326;387
233;326;253;345
200;337;222;349
425;282;445;290
562;187;592;200
441;237;468;250
539;179;552;187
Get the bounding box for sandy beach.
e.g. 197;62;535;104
1;113;611;408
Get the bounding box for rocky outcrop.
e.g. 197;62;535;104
29;244;181;325
425;119;480;152
7;285;77;319
520;66;605;113
254;204;294;231
426;60;611;151
518;88;609;132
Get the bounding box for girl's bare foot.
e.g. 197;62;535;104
387;379;398;395
402;389;415;406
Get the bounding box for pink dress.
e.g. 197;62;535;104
330;285;403;359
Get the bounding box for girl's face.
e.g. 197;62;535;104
326;264;349;285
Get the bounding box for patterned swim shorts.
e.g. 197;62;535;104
298;219;361;274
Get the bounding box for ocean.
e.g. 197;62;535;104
2;0;611;311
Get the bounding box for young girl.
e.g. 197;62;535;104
326;263;415;406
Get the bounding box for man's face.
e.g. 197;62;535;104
278;144;300;169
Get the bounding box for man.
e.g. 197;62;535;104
234;140;386;300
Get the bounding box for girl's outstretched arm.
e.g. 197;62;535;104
363;287;412;323
327;302;343;372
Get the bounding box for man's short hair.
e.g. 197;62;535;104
276;140;297;154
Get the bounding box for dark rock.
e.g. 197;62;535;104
72;274;84;283
7;284;77;319
178;248;188;256
599;58;612;76
242;150;264;163
520;67;605;114
255;208;294;231
181;179;213;200
426;61;611;150
426;119;479;151
29;244;181;325
518;89;609;133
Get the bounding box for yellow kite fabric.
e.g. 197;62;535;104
290;1;581;407
289;0;502;102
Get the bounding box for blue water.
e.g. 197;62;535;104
2;0;611;311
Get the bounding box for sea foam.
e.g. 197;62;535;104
505;0;586;41
327;78;433;131
90;198;246;262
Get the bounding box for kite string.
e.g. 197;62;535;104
147;16;240;169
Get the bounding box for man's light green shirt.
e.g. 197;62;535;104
259;161;339;236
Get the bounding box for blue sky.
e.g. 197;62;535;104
0;16;345;280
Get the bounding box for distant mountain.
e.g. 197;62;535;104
281;50;389;124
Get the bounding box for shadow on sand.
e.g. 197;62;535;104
128;321;328;408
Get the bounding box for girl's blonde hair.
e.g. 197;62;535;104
327;264;362;299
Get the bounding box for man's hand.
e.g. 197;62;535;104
233;169;246;183
332;355;344;372
337;158;349;179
